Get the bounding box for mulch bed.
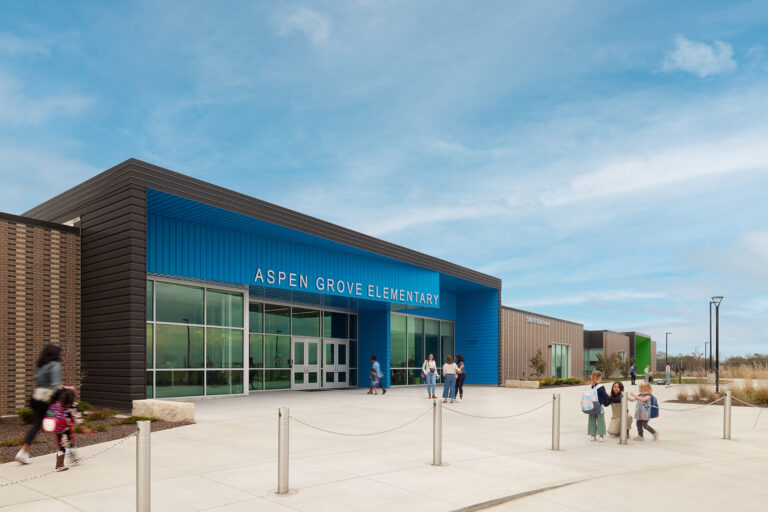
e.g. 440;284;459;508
0;414;193;464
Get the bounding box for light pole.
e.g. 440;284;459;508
711;296;723;393
709;300;714;373
665;332;671;368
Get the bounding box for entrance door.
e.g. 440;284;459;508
323;340;349;388
292;339;321;390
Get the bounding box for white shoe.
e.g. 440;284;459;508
598;436;605;442
456;398;462;402
15;450;31;464
590;435;596;441
66;448;81;466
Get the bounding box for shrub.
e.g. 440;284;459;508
92;424;108;432
676;387;689;401
114;416;158;425
77;401;92;413
529;349;546;378
87;408;118;421
17;408;34;425
595;353;620;379
1;435;24;447
731;379;768;406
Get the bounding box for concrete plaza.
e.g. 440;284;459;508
1;382;767;511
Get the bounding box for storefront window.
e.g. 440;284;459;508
146;280;153;321
390;314;454;387
265;369;291;390
552;344;570;379
390;314;407;368
206;328;244;368
206;290;243;328
265;335;290;368
249;303;264;333
440;321;454;362
155;281;204;324
155;370;204;397
323;311;348;338
425;320;440;362
155;324;204;369
293;307;321;337
249;334;264;368
207;370;243;395
146;324;153;369
265;304;291;334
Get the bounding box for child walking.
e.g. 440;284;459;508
43;388;83;471
629;381;659;441
586;370;612;442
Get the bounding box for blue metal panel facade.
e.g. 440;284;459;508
455;289;499;385
391;289;456;321
147;214;440;308
357;307;390;387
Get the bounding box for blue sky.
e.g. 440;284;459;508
1;1;767;357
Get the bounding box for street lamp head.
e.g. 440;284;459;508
711;296;723;306
666;332;671;335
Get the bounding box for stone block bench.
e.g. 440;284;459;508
505;379;540;389
132;399;195;422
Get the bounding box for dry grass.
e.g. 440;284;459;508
721;363;768;380
730;379;768;406
676;384;723;402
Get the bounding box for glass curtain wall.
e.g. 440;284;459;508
390;313;454;386
248;301;357;391
146;280;244;398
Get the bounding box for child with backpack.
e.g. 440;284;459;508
581;370;612;442
629;381;659;441
43;387;86;470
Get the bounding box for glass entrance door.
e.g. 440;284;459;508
292;338;320;390
323;340;349;388
551;344;570;379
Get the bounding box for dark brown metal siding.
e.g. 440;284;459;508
24;174;147;409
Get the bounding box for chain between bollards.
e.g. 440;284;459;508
136;420;151;512
620;391;628;445
551;393;560;451
433;399;443;466
723;390;732;440
278;407;290;494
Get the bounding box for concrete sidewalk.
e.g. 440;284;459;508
1;383;766;511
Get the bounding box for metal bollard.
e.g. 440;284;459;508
723;391;732;440
433;399;442;466
620;391;628;445
278;407;290;494
551;394;560;451
136;420;151;512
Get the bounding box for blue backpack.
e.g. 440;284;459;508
650;395;659;419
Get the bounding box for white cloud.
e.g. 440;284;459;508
662;35;737;77
0;74;93;125
275;7;331;48
545;134;768;207
0;32;50;57
519;291;666;308
743;231;768;260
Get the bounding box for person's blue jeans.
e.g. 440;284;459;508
442;374;456;399
425;372;436;396
666;374;670;385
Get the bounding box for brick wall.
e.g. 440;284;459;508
0;215;80;415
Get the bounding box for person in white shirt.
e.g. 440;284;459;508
442;356;460;403
421;353;438;399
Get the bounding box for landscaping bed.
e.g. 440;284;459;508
0;409;193;464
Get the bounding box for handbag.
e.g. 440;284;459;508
32;387;54;403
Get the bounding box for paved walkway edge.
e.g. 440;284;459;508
451;479;586;512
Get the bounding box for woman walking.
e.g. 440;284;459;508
455;354;466;401
16;344;63;464
441;356;460;403
421;353;438;398
607;381;632;438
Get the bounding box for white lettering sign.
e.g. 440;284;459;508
526;316;550;326
254;266;437;306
